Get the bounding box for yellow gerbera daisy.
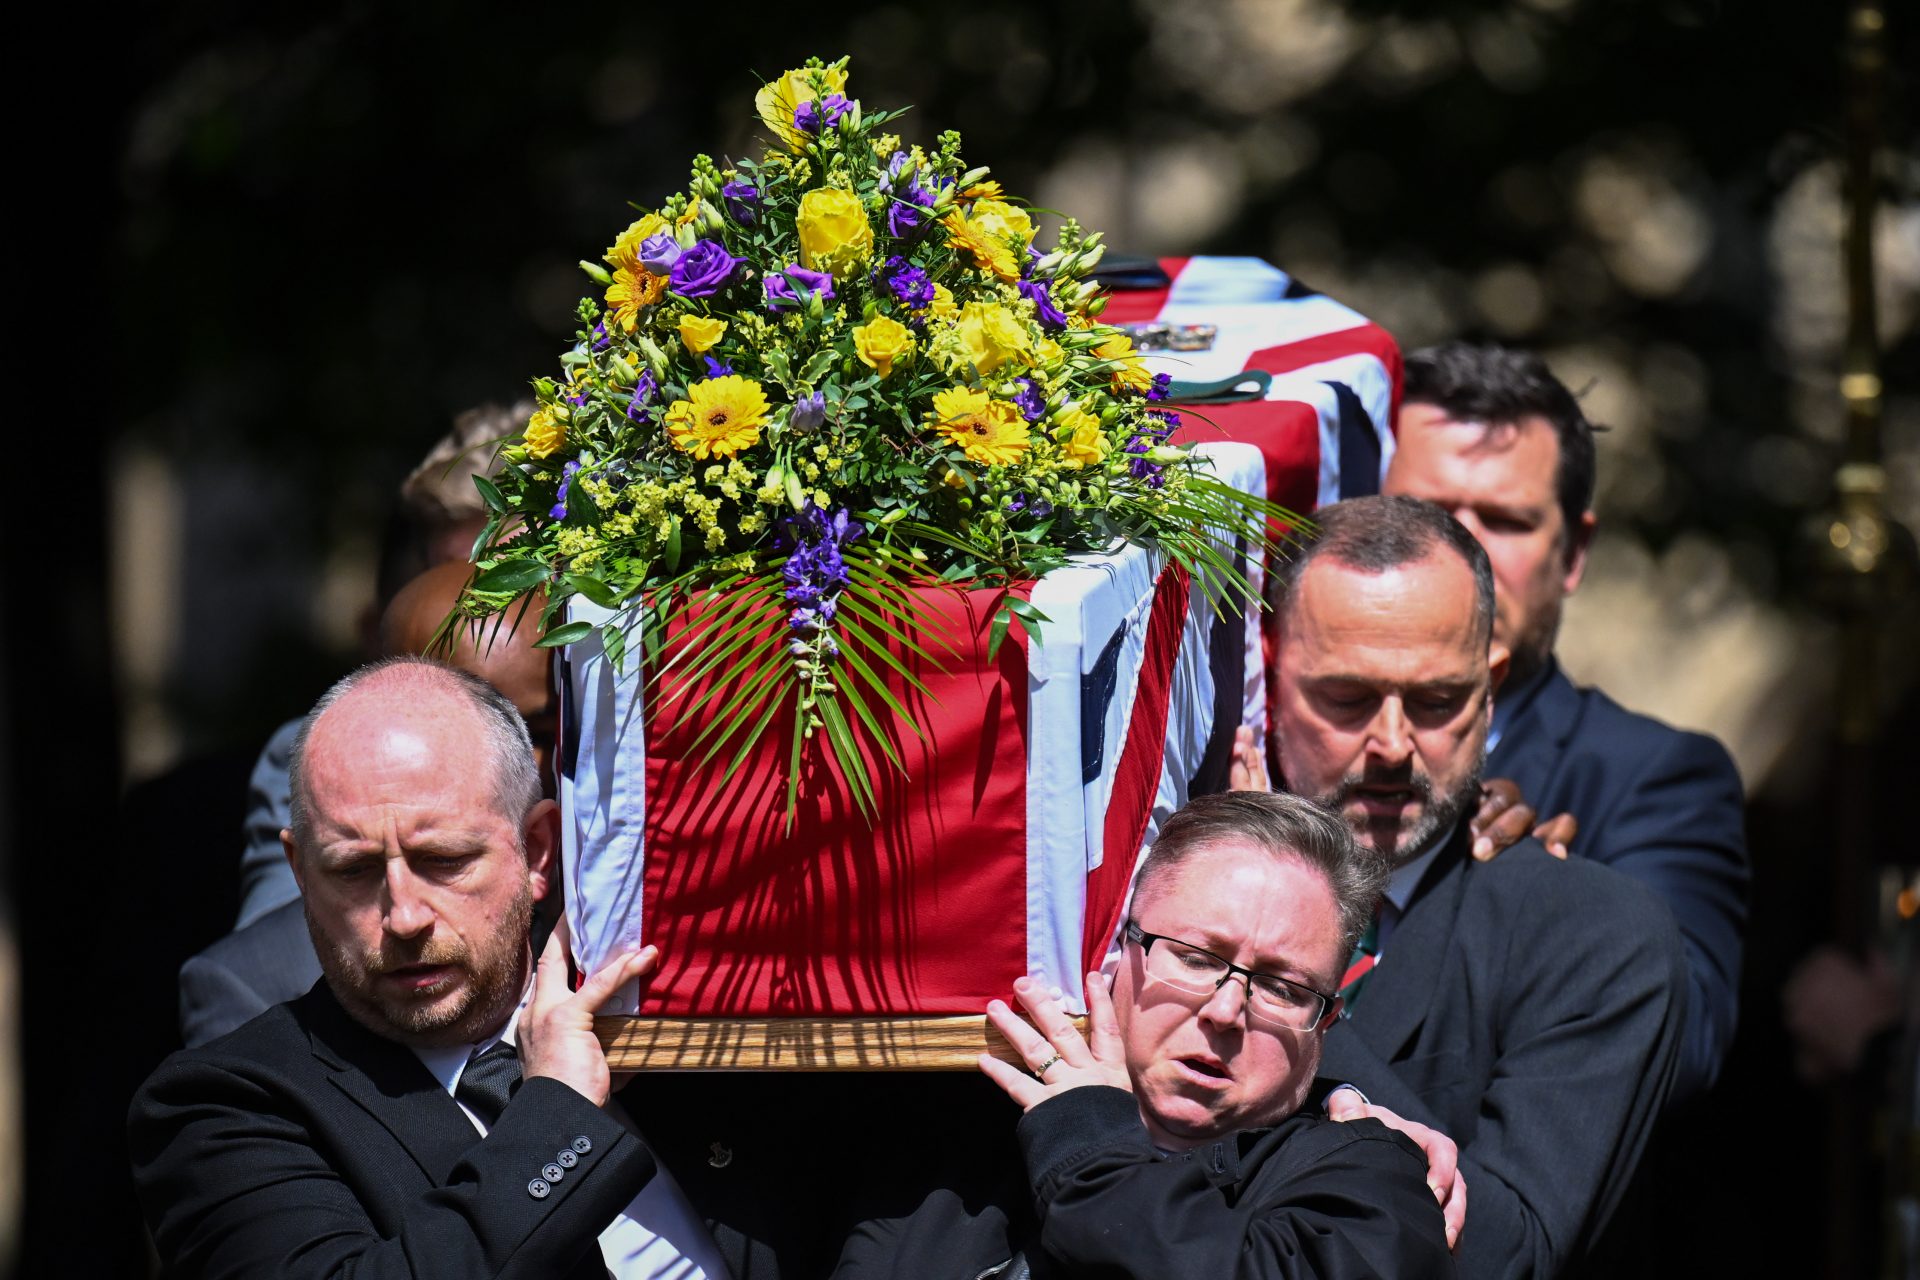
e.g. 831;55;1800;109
942;210;1020;282
665;375;771;459
928;387;1030;466
606;267;668;334
1094;332;1154;395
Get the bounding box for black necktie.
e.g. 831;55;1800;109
455;1040;521;1129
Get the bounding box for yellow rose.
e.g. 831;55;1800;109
929;283;958;322
1035;335;1066;367
524;405;566;459
1094;332;1153;395
755;65;850;151
853;315;915;378
948;301;1032;376
1055;407;1108;469
679;315;728;356
796;187;874;279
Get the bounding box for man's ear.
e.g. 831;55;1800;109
1488;639;1512;701
281;829;307;896
522;798;562;900
1562;509;1596;596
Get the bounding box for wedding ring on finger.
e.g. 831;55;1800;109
1033;1053;1063;1080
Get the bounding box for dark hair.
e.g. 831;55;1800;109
1133;791;1385;960
1266;495;1495;648
1403;341;1601;549
286;655;541;852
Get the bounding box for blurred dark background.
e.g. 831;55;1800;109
8;0;1916;1273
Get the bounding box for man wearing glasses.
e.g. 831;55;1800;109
835;789;1455;1278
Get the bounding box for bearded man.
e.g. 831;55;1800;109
1265;495;1687;1280
130;658;749;1279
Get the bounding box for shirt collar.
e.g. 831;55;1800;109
1383;825;1454;913
409;980;531;1097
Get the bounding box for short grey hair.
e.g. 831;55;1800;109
1133;790;1385;960
1267;495;1496;649
286;656;542;852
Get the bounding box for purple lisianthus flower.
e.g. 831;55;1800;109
879;150;937;239
549;459;582;520
1147;372;1173;402
628;369;659;423
790;390;827;433
793;92;852;136
703;355;736;379
878;255;935;311
668;239;741;299
1012;377;1046;423
720;178;760;226
763;263;837;311
1018;277;1069;332
1125;432;1168;490
638;232;682;275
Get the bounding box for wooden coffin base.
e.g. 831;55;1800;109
595;1014;1085;1071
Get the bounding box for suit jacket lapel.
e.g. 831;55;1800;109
1489;659;1579;799
1349;826;1472;1061
300;983;480;1184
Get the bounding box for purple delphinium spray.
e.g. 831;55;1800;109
1147;372;1173;402
720;179;760;226
877;255;934;311
549;460;582;520
628;369;659;423
778;502;863;669
1123;409;1181;490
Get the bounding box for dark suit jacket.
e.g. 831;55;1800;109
1318;827;1686;1280
1489;659;1748;1101
178;899;321;1048
131;981;792;1279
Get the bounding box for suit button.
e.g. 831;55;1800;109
556;1150;579;1169
543;1163;566;1182
571;1135;592;1155
527;1178;550;1200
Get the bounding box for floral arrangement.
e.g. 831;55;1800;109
465;57;1288;814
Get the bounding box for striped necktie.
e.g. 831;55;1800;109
1338;912;1383;1011
455;1040;521;1129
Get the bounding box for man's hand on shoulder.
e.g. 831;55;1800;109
1471;778;1575;860
1228;725;1271;792
519;928;659;1108
1327;1087;1466;1251
979;972;1131;1110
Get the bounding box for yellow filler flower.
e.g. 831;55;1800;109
666;376;771;460
929;387;1030;466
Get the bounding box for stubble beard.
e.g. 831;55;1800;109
1314;742;1487;870
306;879;537;1048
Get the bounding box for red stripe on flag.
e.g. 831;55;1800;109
1243;323;1402;381
1084;565;1193;976
1096;256;1192;324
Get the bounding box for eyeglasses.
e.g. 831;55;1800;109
1124;920;1337;1031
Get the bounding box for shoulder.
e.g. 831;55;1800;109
1559;679;1741;785
1250;1112;1427;1180
1463;840;1683;964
